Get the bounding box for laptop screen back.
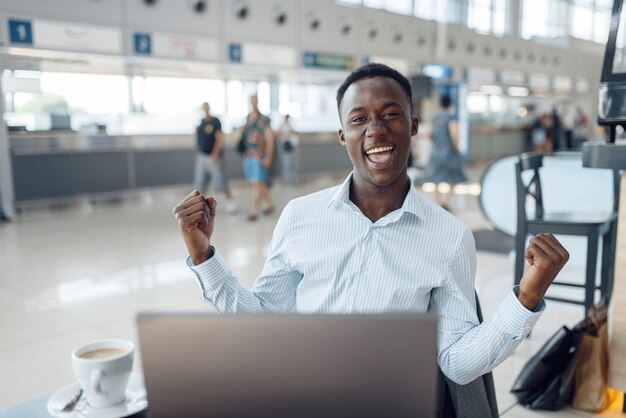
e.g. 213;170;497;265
137;313;438;418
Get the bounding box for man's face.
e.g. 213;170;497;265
338;76;418;189
202;103;209;114
250;95;258;110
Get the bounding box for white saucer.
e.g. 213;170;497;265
47;373;148;418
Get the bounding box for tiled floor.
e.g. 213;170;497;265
0;169;624;416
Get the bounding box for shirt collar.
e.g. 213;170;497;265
329;171;424;220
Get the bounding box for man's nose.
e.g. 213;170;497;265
366;118;387;137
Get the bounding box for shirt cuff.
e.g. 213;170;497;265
494;286;545;337
186;246;229;292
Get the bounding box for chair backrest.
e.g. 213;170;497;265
515;152;545;230
515;152;621;232
436;291;499;418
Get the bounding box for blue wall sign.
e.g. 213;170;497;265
229;44;242;63
303;51;316;67
134;33;152;55
8;19;33;45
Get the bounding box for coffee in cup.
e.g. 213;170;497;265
79;348;128;360
72;339;134;408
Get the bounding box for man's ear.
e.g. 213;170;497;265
411;115;419;137
338;129;346;147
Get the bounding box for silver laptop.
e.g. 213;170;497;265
136;313;438;418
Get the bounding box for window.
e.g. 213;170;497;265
384;0;413;14
468;0;493;34
571;2;594;39
362;0;412;14
570;0;612;42
593;5;611;43
521;0;611;43
521;0;568;39
414;0;437;20
143;77;225;116
492;0;507;35
465;0;509;35
257;81;271;115
41;73;129;115
446;0;468;24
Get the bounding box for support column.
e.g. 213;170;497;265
0;75;15;220
506;0;521;37
610;171;626;393
269;75;279;115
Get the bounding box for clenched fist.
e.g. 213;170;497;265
173;190;217;265
518;233;570;310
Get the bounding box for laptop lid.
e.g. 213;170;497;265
137;313;438;418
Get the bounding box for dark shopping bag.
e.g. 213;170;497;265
510;325;581;410
511;300;610;411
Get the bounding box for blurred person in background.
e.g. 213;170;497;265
542;114;554;154
562;105;576;150
194;102;238;214
531;114;547;154
424;94;467;211
573;107;590;147
550;106;562;152
274;114;299;186
241;95;274;221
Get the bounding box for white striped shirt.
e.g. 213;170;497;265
189;173;544;384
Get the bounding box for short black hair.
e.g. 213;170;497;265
336;63;413;118
441;95;452;108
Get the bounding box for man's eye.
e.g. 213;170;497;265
383;112;398;118
351;117;366;123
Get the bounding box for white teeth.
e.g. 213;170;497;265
365;146;394;155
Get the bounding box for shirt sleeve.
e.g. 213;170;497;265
188;202;303;313
431;228;544;385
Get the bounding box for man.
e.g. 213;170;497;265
240;95;274;220
194;102;237;214
174;64;569;385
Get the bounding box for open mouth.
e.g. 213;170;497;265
364;145;394;164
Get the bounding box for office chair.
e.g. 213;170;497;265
514;152;620;312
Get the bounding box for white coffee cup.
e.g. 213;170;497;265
71;339;134;408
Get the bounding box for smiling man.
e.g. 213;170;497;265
174;63;569;387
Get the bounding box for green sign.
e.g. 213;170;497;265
303;51;354;70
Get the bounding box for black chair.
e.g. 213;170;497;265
436;292;498;418
514;152;620;312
